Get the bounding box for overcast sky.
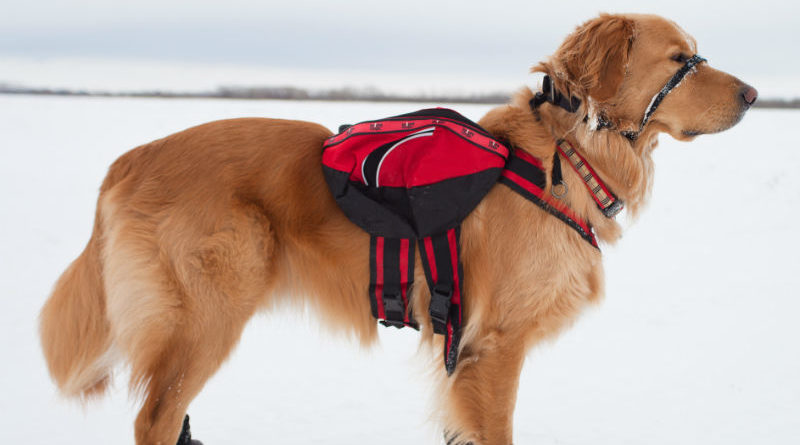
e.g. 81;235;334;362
2;0;799;95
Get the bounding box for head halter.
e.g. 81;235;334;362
532;54;707;141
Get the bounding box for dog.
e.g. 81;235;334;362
40;13;756;445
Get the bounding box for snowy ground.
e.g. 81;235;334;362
1;95;798;444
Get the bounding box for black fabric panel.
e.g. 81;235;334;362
362;138;402;187
408;168;503;238
324;166;503;239
366;186;414;234
323;166;416;238
505;154;547;190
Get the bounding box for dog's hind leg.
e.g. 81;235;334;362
131;306;261;445
107;204;276;445
442;330;527;445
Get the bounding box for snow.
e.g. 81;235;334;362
1;95;799;444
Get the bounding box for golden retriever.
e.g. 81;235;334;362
40;13;756;445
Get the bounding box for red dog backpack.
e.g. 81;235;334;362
322;108;507;373
322;108;597;374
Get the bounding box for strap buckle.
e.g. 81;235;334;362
380;292;406;329
602;199;624;218
429;284;452;334
379;319;407;328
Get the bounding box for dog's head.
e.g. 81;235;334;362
533;13;756;141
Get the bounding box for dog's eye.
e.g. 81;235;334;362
671;53;689;63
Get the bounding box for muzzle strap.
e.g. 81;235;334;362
624;54;707;140
532;55;706;142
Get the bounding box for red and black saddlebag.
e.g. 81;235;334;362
322;108;509;374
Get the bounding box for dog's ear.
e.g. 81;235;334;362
535;14;635;102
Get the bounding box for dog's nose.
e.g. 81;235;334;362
741;85;758;106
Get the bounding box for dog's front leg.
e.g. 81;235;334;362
443;329;526;445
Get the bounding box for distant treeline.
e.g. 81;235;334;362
750;98;800;109
0;84;510;104
0;83;797;108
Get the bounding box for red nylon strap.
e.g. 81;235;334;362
324;117;509;159
555;140;623;218
369;236;417;329
500;149;599;248
419;228;464;375
399;238;411;324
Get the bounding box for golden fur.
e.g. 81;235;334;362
40;13;754;445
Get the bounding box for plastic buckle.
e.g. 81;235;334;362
381;292;406;329
602;199;624;218
379;319;407;329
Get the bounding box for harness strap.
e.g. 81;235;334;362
369;236;418;329
632;54;706;139
500;149;599;248
556;140;624;217
419;228;464;375
550;146;567;198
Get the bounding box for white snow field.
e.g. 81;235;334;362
1;95;798;444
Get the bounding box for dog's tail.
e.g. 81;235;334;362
39;153;137;400
39;219;115;400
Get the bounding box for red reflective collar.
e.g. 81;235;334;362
555;140;624;218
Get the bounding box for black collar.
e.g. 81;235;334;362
530;75;582;113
